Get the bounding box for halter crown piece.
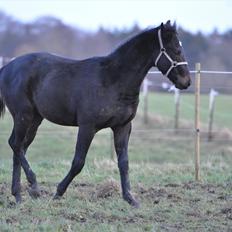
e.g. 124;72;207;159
155;29;188;77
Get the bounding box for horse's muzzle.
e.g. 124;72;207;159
175;76;191;90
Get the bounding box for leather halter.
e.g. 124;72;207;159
155;29;188;77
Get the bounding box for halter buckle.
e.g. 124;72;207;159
160;48;166;52
173;61;177;67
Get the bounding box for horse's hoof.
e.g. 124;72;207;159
131;199;140;208
124;193;140;208
53;194;62;200
127;196;140;208
28;188;40;199
15;195;22;204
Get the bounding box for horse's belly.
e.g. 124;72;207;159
95;104;137;129
41;108;78;126
44;114;78;126
35;98;78;126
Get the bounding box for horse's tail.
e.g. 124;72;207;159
0;67;6;118
0;90;5;118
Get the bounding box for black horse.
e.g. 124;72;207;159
0;21;191;207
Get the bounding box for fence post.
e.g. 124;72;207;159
0;57;3;68
195;63;201;181
143;78;149;124
110;130;115;160
208;89;218;141
174;89;180;132
144;93;148;124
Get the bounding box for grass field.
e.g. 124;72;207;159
139;92;232;129
0;93;231;231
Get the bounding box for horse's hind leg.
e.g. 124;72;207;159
23;115;43;198
9;129;22;203
10;113;39;201
9;118;30;202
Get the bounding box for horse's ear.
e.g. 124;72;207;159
165;20;171;26
160;22;164;30
162;20;173;30
162;20;175;41
164;20;177;32
173;21;177;30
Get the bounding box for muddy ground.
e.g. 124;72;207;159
0;179;231;231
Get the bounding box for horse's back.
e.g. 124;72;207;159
0;52;87;94
0;53;81;116
0;52;126;127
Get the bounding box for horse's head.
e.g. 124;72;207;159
154;20;191;90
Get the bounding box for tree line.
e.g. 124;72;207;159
0;11;231;93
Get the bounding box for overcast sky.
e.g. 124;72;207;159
0;0;231;33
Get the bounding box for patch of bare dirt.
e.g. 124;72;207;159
0;182;8;195
218;128;232;140
93;178;120;199
64;212;87;222
140;181;231;223
221;208;232;220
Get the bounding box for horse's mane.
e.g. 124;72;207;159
109;27;156;57
110;21;177;57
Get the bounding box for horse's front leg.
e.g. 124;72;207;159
113;122;139;208
54;125;96;198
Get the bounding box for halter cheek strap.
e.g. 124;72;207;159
155;29;188;77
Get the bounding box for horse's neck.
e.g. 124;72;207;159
109;28;157;94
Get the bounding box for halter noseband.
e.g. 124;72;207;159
154;29;188;77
